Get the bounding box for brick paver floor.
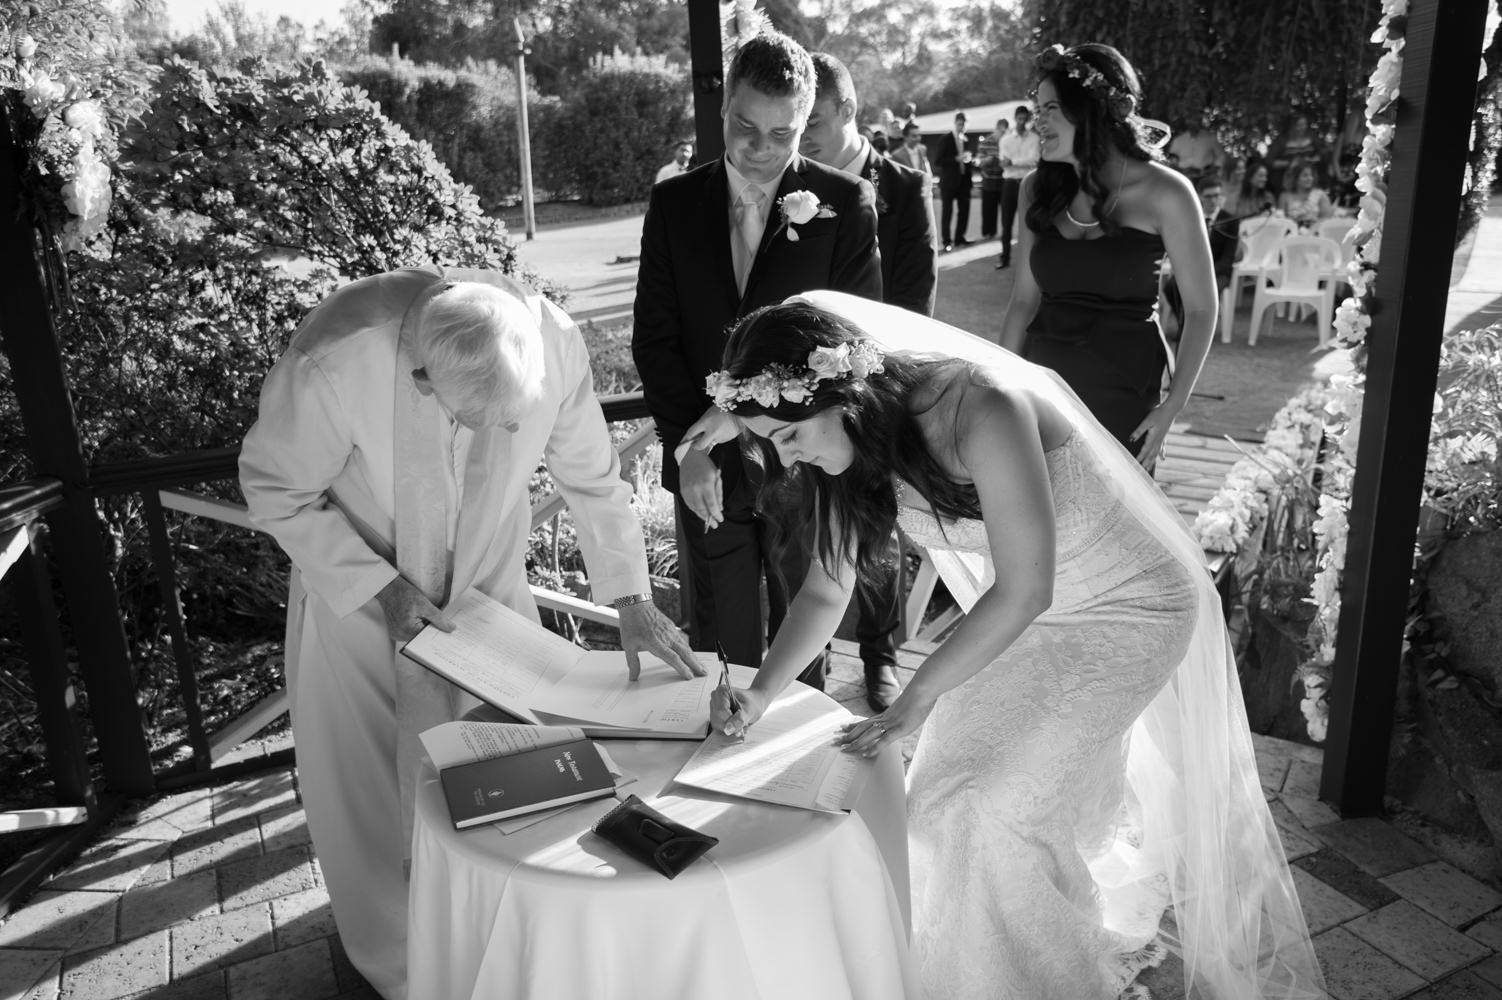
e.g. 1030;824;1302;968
4;640;1501;999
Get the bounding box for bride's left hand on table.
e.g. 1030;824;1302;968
838;695;934;758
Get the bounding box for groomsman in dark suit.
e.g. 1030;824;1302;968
935;111;974;252
797;52;935;709
632;31;882;677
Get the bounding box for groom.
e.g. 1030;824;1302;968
632;30;881;677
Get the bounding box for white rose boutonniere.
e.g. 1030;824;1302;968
777;190;837;241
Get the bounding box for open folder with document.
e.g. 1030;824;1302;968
402;589;714;739
672;683;873;813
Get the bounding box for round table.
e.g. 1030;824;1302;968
406;673;915;1000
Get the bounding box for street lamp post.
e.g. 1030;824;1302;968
513;17;536;240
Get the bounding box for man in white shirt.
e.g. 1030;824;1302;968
996;104;1040;269
654;140;694;184
240;270;700;999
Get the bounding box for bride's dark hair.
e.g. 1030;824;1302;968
1025;43;1162;237
719;302;981;583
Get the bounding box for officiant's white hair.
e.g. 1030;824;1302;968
418;283;546;427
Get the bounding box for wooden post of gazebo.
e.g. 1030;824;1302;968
0;105;154;795
1320;0;1492;814
687;0;726;162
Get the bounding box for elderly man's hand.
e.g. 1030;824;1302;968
617;601;702;681
374;575;454;643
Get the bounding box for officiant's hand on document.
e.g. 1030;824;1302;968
617;602;702;681
376;575;455;643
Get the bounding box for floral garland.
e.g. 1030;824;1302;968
4;33;115;251
1308;0;1408;677
1190;385;1330;556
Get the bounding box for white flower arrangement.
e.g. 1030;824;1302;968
705;340;885;412
6;37;114;252
1191;385;1330;556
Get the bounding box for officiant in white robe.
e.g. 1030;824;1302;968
240;265;699;1000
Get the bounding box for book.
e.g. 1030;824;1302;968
401;589;714;739
672;683;873;814
420;720;635;834
438;737;617;828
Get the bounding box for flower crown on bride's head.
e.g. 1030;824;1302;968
705;341;885;412
1035;44;1137;121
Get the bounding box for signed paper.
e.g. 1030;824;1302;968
672;685;872;813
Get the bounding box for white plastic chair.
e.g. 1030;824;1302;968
1220;218;1298;342
1248;236;1343;347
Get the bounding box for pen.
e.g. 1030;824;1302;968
715;642;744;739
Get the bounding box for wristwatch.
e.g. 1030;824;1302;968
610;593;654;609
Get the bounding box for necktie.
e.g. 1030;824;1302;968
734;186;767;293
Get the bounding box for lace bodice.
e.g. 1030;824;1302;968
895;433;1172;616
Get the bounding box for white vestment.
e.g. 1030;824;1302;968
239;267;650;999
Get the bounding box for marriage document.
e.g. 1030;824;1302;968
672;685;873;813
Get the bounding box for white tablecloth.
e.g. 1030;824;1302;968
407;674;914;1000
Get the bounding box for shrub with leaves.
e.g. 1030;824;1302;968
540;51;693;207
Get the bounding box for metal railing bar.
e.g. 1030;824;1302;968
0;794;120;922
207;689;289;763
142;492;212;770
154;745;296;793
0;806;89;833
159;489;256;530
0;479;64;533
1;524;27;581
89;447;240;497
529;585;622;629
529;422;658;529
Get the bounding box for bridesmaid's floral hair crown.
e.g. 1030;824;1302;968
706;341;885;412
1036;44;1137;121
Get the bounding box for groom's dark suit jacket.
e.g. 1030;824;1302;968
632;154;882;494
857;146;936;317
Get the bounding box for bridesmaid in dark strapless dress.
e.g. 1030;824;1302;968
1023;226;1170;456
998;44;1218;472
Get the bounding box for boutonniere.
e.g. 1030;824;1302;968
867;165;889;214
776;190;837;241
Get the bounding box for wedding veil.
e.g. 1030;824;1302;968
791;291;1327;1000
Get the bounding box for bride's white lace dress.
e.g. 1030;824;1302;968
796;288;1327;1000
899;432;1192;999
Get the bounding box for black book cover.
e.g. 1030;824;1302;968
439;738;615;829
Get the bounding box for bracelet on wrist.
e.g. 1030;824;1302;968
610;593;654;609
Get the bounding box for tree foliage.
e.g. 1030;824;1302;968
1034;0;1381;153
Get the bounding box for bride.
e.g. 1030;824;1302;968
679;291;1326;999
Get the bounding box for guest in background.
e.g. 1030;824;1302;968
1165;112;1223;180
935;111;974;251
995;104;1040;269
797;50;936;709
879;106;902;145
871;129;890;155
977;117;1009;241
890;121;932;177
1164;173;1240;330
1277;160;1334;228
1219;156;1248;216
900;100;918;132
1238;157;1277;216
654;139;694;184
1267;112;1323;193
